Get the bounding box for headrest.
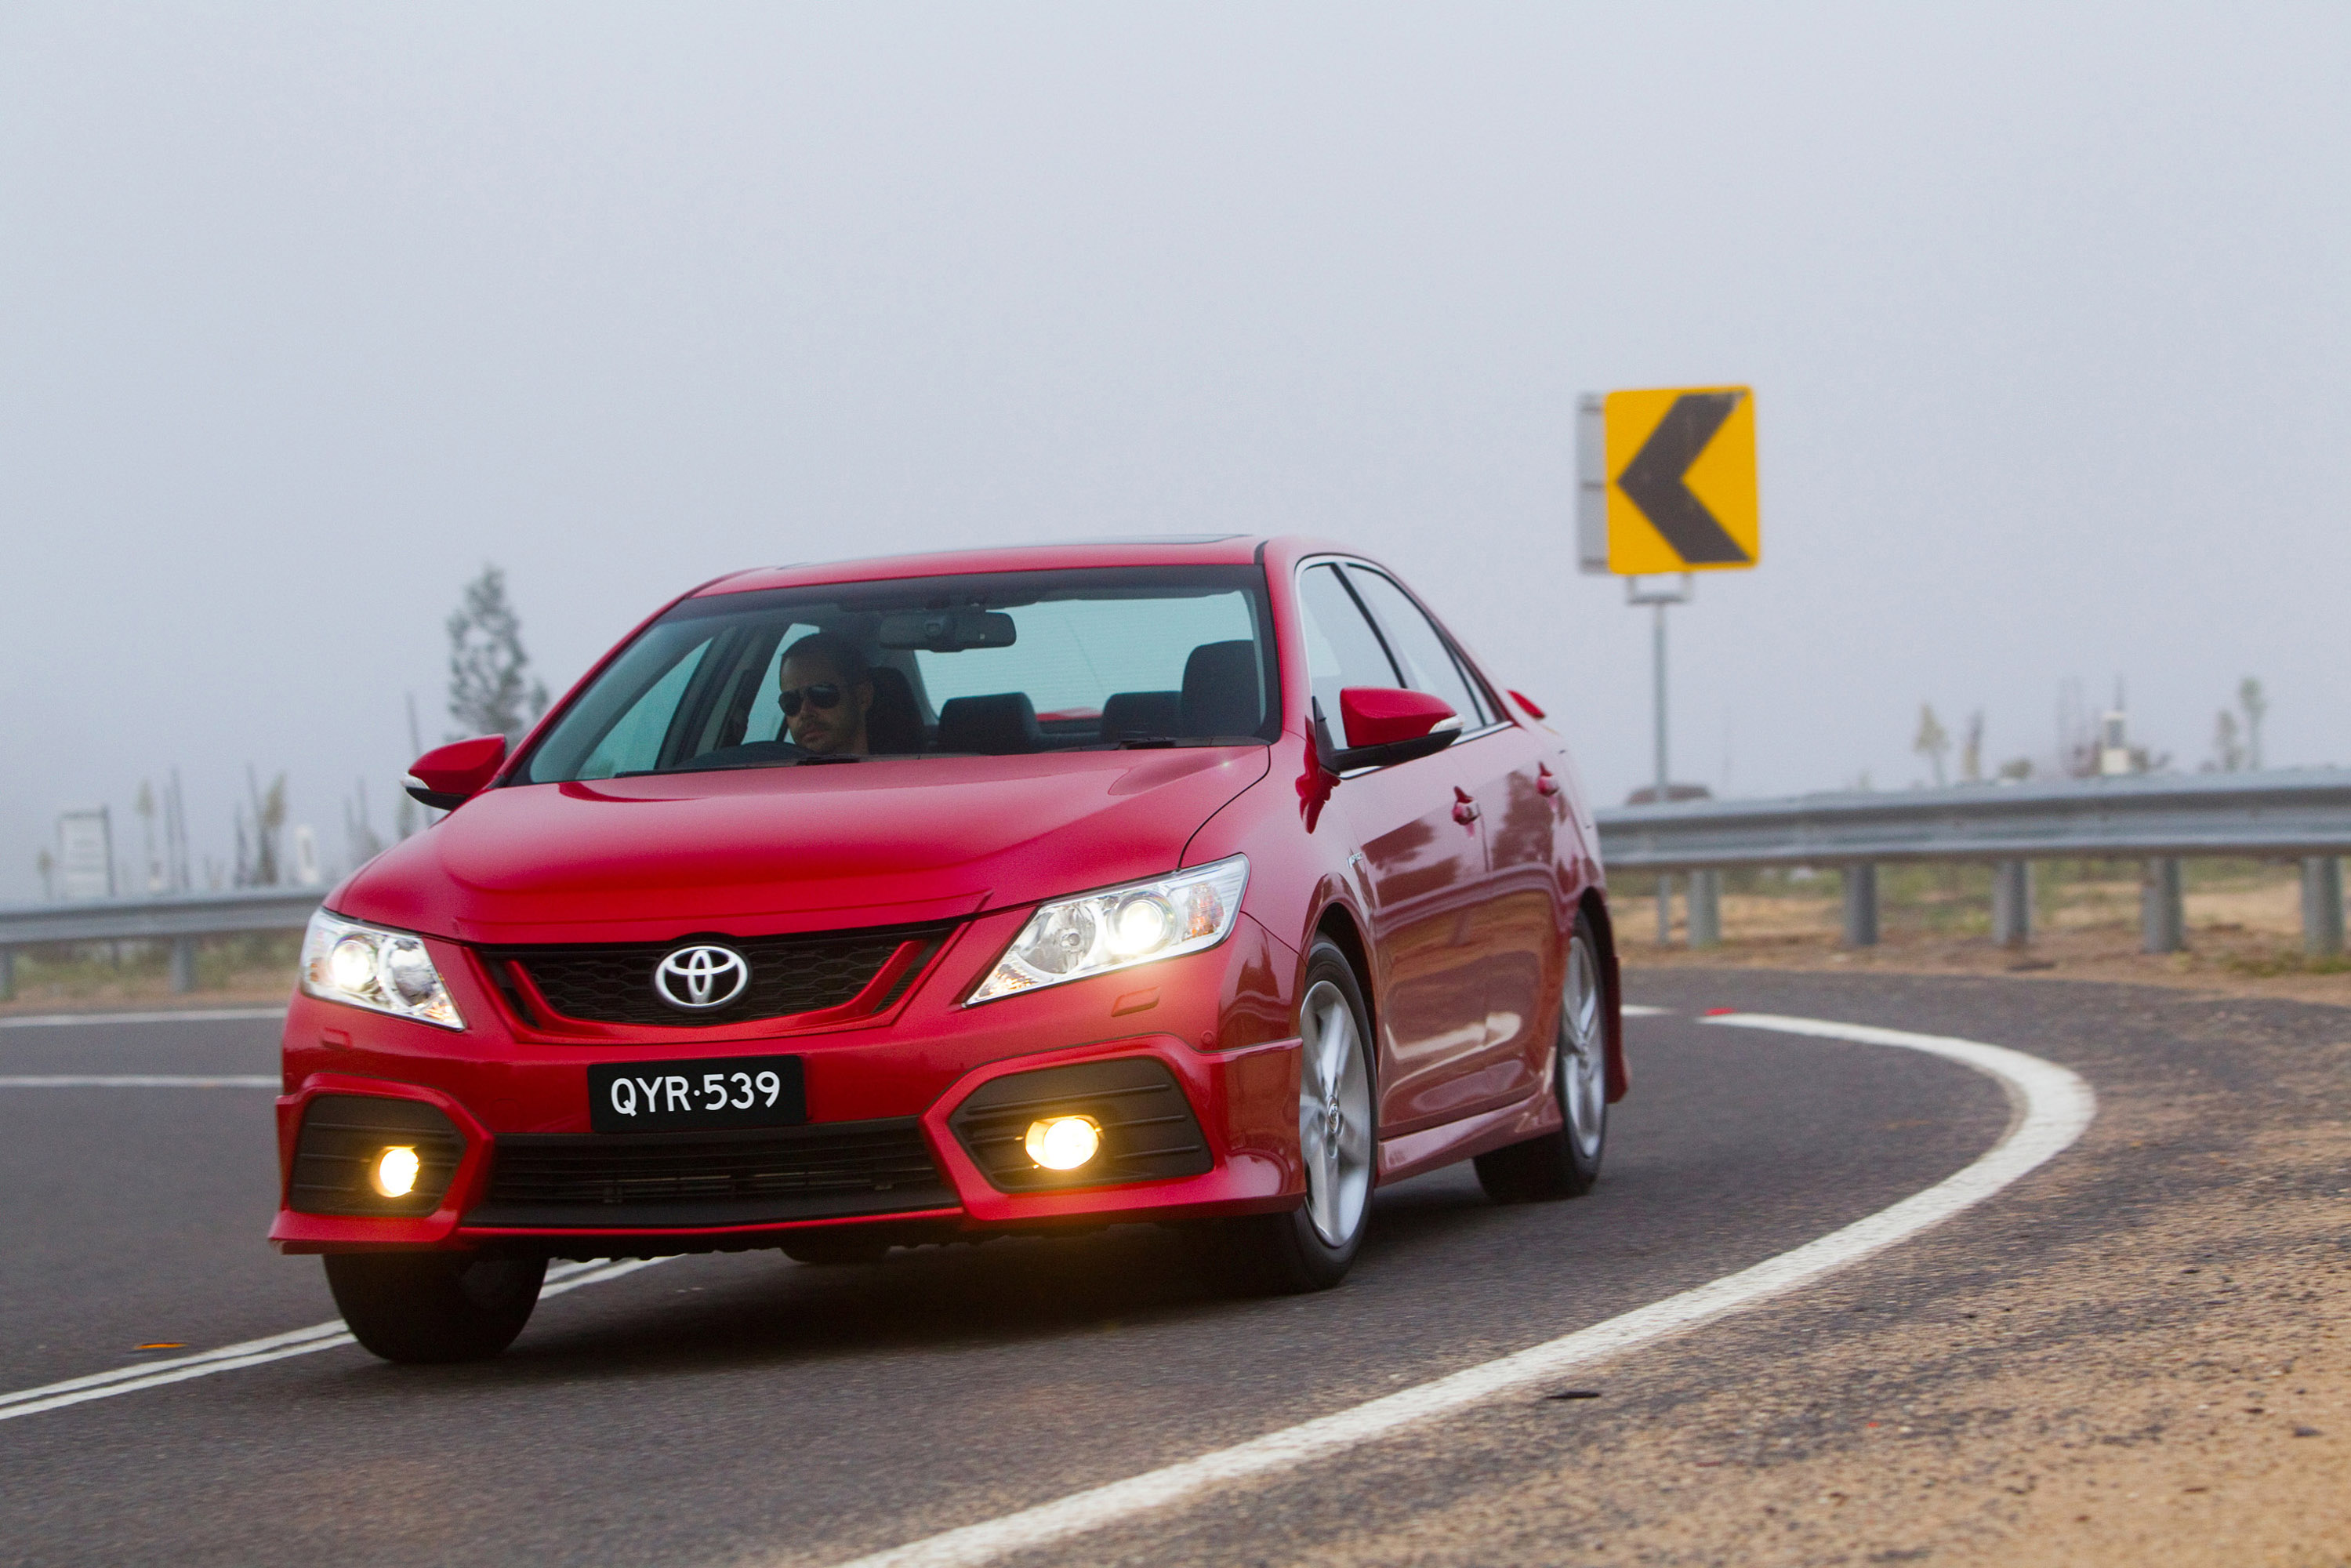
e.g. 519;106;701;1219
1179;641;1264;739
864;666;923;754
1100;690;1182;742
937;692;1043;754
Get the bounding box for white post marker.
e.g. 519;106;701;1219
820;1011;2095;1568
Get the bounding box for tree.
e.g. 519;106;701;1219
241;767;287;887
2238;677;2267;771
2209;710;2244;772
1961;710;1985;783
447;565;549;742
1913;703;1950;787
35;848;54;901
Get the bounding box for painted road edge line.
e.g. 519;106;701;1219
0;1076;278;1088
0;1008;288;1029
825;1011;2096;1568
0;1258;668;1423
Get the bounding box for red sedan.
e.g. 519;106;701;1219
274;537;1624;1361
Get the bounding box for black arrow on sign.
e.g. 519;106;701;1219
1615;391;1751;564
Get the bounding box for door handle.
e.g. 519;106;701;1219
1536;764;1560;797
1452;786;1480;826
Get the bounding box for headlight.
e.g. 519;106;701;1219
299;910;466;1030
968;855;1250;1004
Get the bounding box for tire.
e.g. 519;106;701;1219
778;1232;891;1266
323;1251;547;1364
1475;910;1609;1203
1208;938;1377;1294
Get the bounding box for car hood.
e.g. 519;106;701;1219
334;747;1273;946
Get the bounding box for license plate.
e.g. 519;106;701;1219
589;1055;806;1133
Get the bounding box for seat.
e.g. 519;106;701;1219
1100;690;1182;742
937;692;1043;754
1178;641;1264;739
865;666;923;754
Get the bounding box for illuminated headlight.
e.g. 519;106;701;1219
299;910;466;1030
969;855;1248;1004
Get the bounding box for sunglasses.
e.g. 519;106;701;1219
778;683;844;717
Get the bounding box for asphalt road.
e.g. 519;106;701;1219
0;981;2054;1566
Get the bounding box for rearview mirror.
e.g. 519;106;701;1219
876;609;1018;652
405;735;508;812
1316;688;1461;772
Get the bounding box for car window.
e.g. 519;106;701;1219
1295;564;1402;748
521;564;1279;782
1340;566;1492;727
573;641;711;780
915;593;1256;719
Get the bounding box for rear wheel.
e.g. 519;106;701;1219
1206;938;1375;1294
1475;913;1608;1203
323;1251;546;1364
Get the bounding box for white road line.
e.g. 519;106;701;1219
825;1011;2096;1568
1620;1004;1668;1016
0;1008;287;1029
0;1257;668;1423
0;1076;278;1089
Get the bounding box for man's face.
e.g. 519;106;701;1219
779;655;870;755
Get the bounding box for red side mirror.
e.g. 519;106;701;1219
406;735;508;812
1339;687;1459;750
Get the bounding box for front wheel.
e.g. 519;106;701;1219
1205;938;1376;1294
324;1252;546;1364
1475;912;1609;1203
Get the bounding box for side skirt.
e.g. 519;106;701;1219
1373;1081;1559;1187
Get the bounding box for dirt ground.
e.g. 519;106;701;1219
1618;874;2351;1010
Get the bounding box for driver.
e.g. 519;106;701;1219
776;631;875;756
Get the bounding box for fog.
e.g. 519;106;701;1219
4;4;2346;899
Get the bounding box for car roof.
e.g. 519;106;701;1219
695;535;1276;597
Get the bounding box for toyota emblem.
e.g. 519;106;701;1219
654;944;751;1011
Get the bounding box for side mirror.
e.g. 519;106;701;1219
1318;688;1462;772
405;735;508;812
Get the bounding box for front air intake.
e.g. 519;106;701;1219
289;1094;466;1217
948;1058;1213;1192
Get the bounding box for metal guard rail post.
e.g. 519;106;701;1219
1595;770;2351;957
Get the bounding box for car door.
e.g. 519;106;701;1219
1294;562;1493;1137
1341;564;1557;1116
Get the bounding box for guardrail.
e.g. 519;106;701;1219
1592;770;2351;955
5;771;2346;1000
0;887;323;998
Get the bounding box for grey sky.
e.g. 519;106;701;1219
4;4;2346;899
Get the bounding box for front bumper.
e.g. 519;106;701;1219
271;913;1305;1254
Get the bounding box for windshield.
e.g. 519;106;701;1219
521;565;1279;782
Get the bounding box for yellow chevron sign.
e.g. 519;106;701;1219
1602;386;1760;574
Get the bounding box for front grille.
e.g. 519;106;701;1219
486;924;946;1029
949;1058;1214;1192
290;1094;466;1217
466;1118;954;1229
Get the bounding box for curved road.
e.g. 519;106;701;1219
0;971;2334;1566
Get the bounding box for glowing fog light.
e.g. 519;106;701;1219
372;1145;422;1199
1023;1115;1102;1171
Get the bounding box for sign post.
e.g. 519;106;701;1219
1579;385;1759;941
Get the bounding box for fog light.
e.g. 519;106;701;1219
372;1145;422;1198
1023;1115;1102;1171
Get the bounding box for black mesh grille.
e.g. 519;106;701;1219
466;1118;954;1229
948;1058;1213;1192
290;1094;466;1217
488;924;945;1029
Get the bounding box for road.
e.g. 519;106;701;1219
0;973;2341;1566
